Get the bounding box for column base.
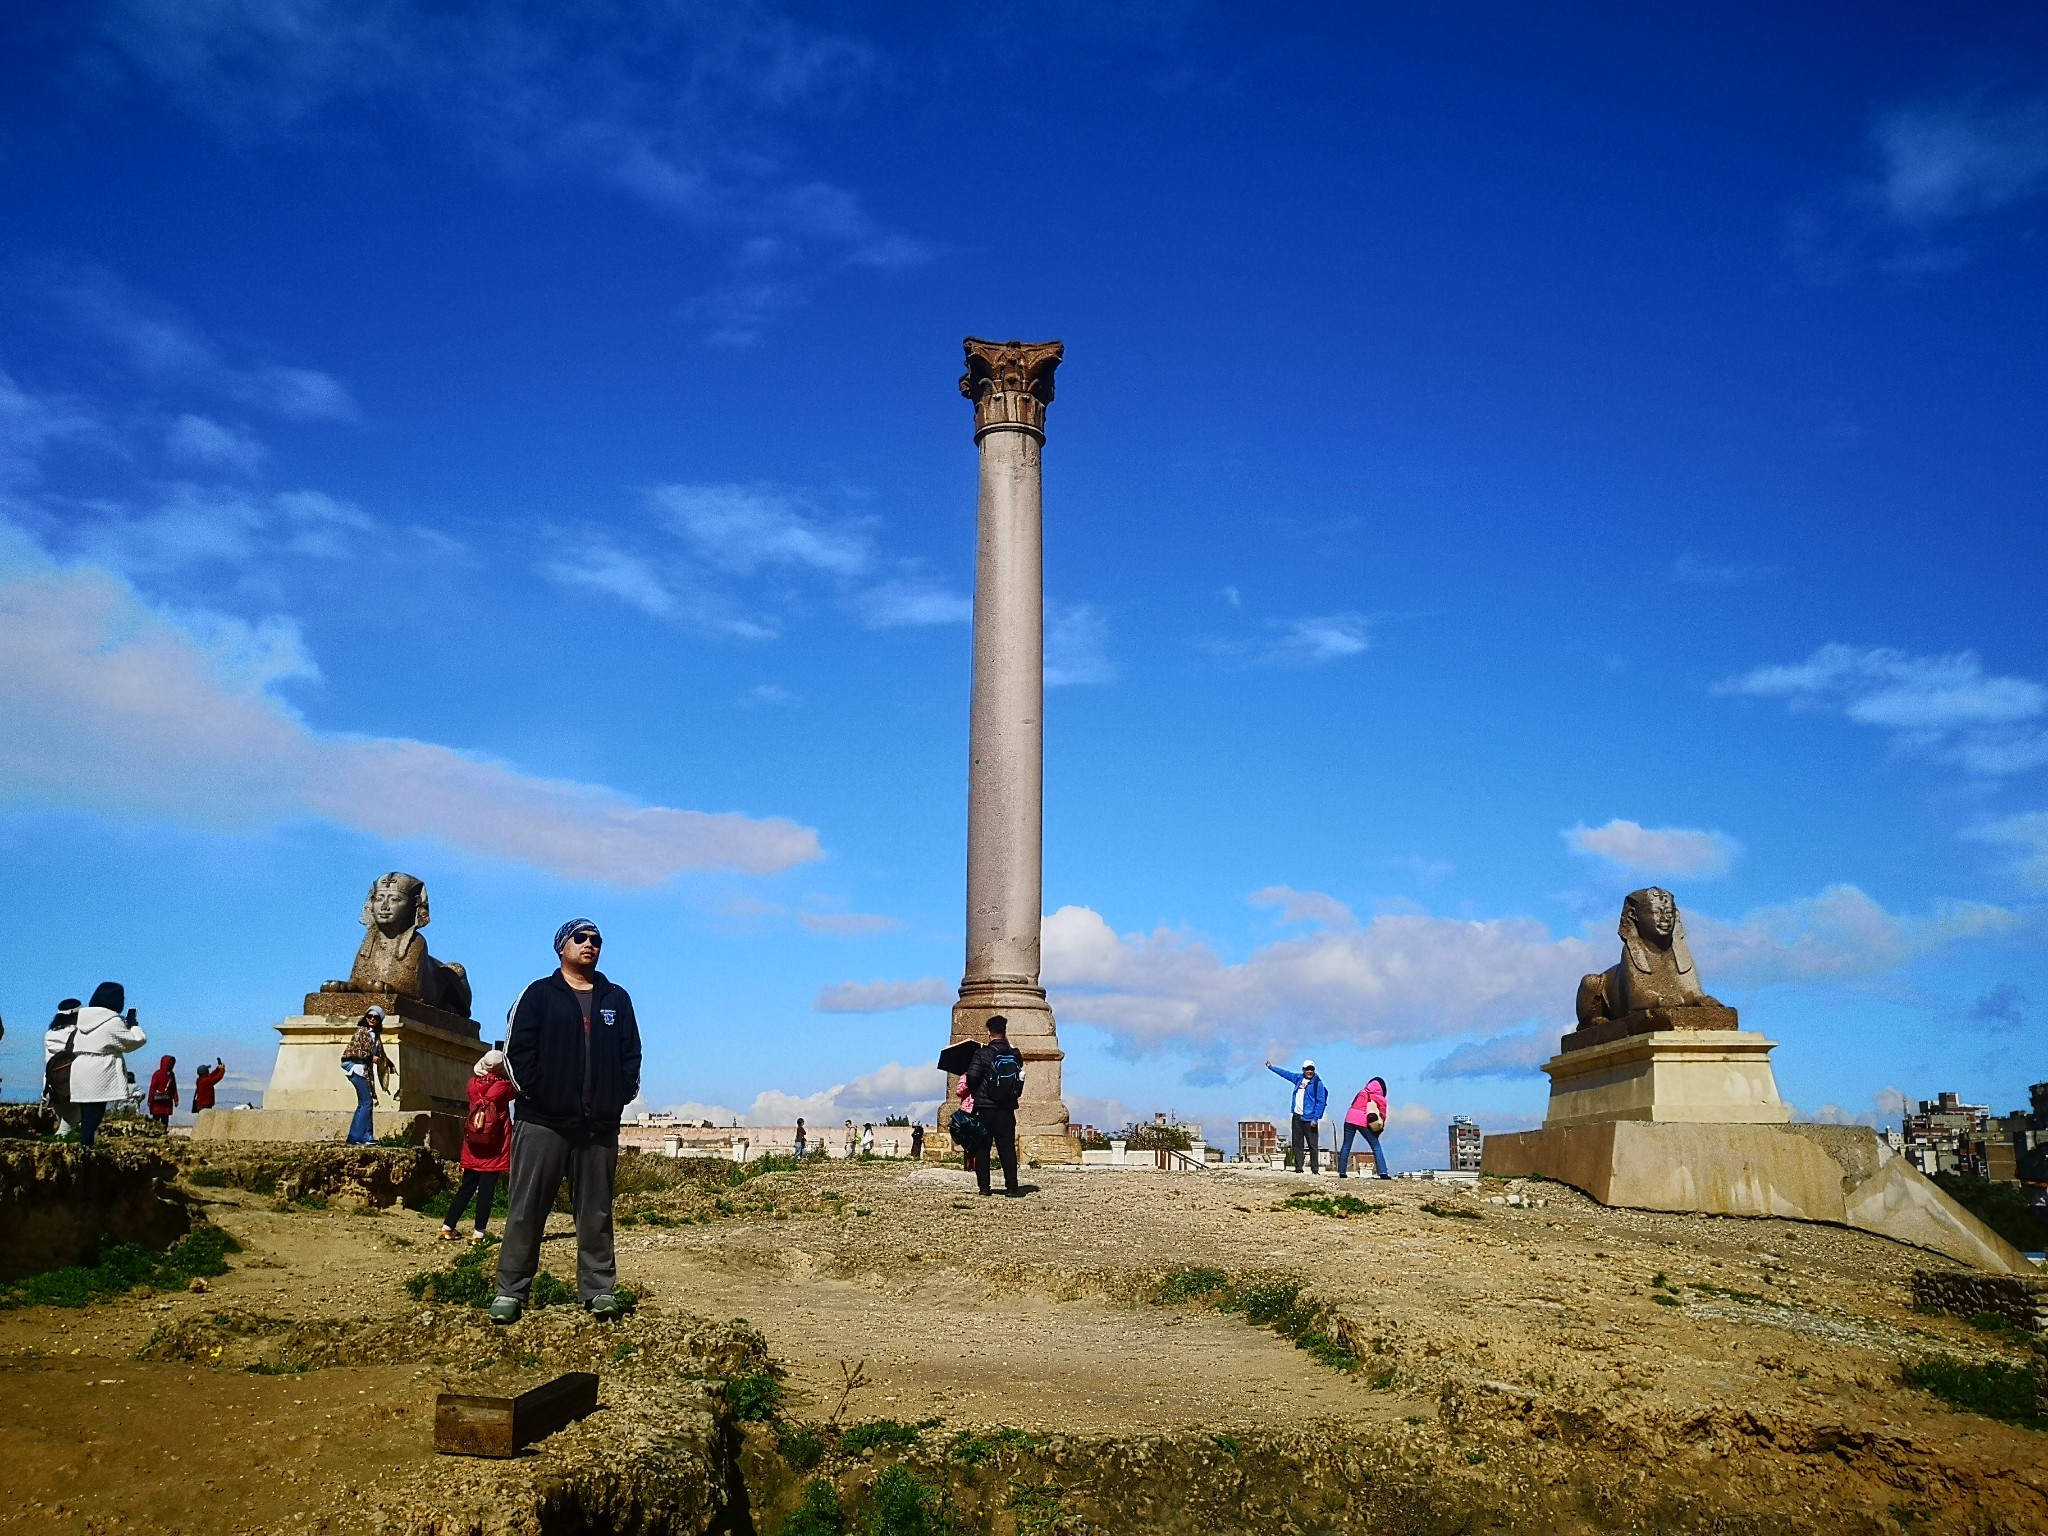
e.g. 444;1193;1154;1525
948;980;1077;1163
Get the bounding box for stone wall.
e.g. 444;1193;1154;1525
1911;1269;2048;1332
0;1104;58;1139
167;1141;448;1209
0;1141;191;1282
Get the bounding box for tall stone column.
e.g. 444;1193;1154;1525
947;337;1078;1163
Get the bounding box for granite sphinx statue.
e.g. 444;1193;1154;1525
1574;886;1723;1032
320;872;473;1017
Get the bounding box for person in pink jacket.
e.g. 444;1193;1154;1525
1337;1076;1392;1179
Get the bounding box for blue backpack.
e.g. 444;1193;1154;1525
984;1044;1025;1108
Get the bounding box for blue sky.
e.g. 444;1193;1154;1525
2;2;2044;1164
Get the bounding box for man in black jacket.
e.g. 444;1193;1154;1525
964;1015;1025;1197
491;919;642;1323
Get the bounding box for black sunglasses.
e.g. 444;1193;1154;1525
569;930;602;947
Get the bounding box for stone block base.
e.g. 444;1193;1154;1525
1542;1028;1790;1128
262;993;484;1119
193;1107;462;1161
947;981;1078;1164
1021;1132;1083;1166
1483;1121;2033;1274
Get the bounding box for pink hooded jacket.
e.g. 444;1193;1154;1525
1345;1080;1388;1129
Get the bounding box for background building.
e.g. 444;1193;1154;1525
1238;1119;1278;1163
1448;1115;1483;1172
1902;1092;1993;1179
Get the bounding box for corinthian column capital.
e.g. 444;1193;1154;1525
960;337;1063;439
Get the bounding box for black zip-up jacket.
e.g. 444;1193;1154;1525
505;970;642;1137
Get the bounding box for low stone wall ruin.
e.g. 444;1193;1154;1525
1911;1269;2048;1333
166;1141;448;1208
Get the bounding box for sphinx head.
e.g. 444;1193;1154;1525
362;872;429;937
1626;887;1677;944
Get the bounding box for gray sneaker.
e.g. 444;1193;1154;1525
488;1295;522;1325
586;1293;623;1321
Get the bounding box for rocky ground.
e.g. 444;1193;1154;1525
0;1148;2042;1534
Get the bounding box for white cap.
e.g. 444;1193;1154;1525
1302;1058;1315;1070
475;1048;506;1075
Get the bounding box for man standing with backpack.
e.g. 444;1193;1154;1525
965;1015;1026;1197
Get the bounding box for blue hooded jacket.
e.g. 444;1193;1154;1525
1269;1064;1328;1121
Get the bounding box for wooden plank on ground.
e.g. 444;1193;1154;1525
435;1372;600;1457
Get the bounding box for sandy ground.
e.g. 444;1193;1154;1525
1;1158;2043;1533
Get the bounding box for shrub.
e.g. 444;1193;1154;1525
782;1478;847;1536
864;1465;947;1536
950;1427;1037;1464
404;1244;497;1308
727;1371;784;1422
0;1225;239;1310
1931;1172;2048;1253
776;1421;828;1470
1280;1192;1384;1218
185;1168;231;1187
1902;1356;2044;1428
1153;1266;1228;1304
841;1418;939;1456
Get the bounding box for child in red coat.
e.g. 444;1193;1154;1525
442;1050;517;1241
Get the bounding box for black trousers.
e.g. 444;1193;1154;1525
444;1169;500;1232
495;1121;618;1304
1289;1114;1320;1173
977;1104;1020;1194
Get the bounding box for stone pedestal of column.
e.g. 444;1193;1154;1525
946;338;1079;1165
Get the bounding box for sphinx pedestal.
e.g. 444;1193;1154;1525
1482;1008;2030;1273
192;992;480;1159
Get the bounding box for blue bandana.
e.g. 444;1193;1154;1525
554;918;601;954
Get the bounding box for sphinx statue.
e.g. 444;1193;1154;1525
320;871;473;1018
1575;886;1723;1032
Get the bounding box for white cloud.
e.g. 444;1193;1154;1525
0;368;101;486
1722;643;2048;777
1970;812;2048;891
541;538;777;641
1689;885;2015;986
1874;96;2048;224
0;538;821;884
1248;885;1357;930
648;482;869;577
1271;614;1368;665
853;578;971;630
1424;1028;1553;1080
88;3;926;341
741;1061;949;1126
814;978;954;1013
1045;601;1116;687
53;264;356;420
59;483;377;574
1800;1087;1909;1130
1564;818;1739;878
1042;883;2015;1058
166;413;267;476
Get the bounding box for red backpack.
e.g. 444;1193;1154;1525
465;1091;509;1160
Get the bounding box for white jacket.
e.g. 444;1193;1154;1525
46;1006;148;1104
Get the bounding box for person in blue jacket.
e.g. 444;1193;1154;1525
1266;1058;1328;1174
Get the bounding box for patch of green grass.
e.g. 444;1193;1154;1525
372;1129;417;1147
727;1370;785;1422
864;1464;948;1536
1650;1271;1669;1289
184;1168;232;1187
613;1339;639;1363
1901;1355;2044;1429
1210;1433;1240;1456
531;1271;577;1308
289;1190;328;1210
1005;1479;1066;1536
1420;1201;1480;1221
1652;1294;1681;1307
0;1226;239;1310
949;1427;1038;1465
1693;1281;1766;1304
1966;1312;2033;1344
1464;1449;1486;1465
840;1418;941;1456
1153;1266;1229;1304
403;1243;496;1307
781;1477;847;1536
244;1354;311;1375
420;1184;509;1221
776;1421;828;1470
1279;1192;1386;1218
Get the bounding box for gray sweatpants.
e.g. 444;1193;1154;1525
494;1120;618;1305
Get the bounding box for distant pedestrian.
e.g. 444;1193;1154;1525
443;1050;517;1241
910;1123;925;1161
965;1015;1026;1197
793;1116;807;1159
1338;1076;1392;1179
843;1118;856;1157
146;1055;178;1131
192;1059;226;1113
1266;1058;1327;1174
340;1006;392;1145
48;984;147;1147
492;919;641;1324
860;1123;875;1157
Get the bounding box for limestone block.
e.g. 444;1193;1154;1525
1483;1122;2034;1274
262;992;483;1118
193;1107;462;1160
1541;1029;1790;1128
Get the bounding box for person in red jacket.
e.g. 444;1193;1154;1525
146;1055;178;1132
442;1049;517;1242
191;1058;226;1112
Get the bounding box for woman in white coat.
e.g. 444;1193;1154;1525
46;982;147;1146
